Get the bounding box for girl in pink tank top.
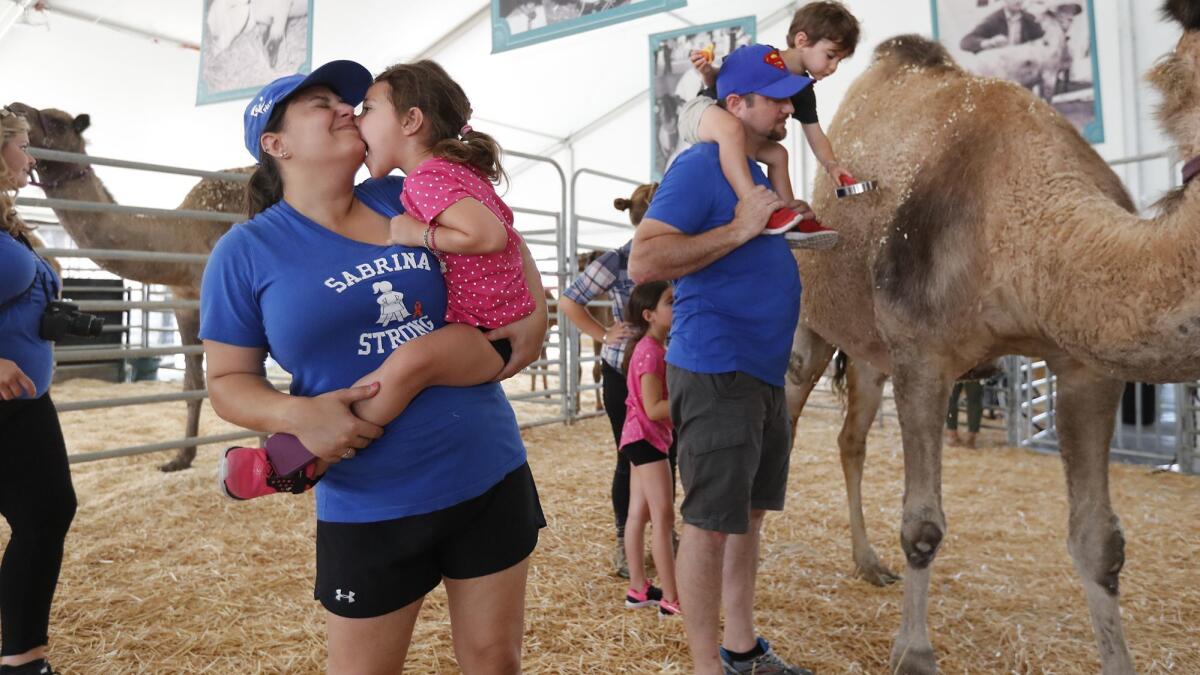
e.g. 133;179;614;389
344;60;544;434
617;281;680;616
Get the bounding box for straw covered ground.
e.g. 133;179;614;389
4;377;1198;673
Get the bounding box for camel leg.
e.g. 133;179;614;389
784;321;835;427
888;353;953;675
840;357;899;586
1047;356;1135;674
160;304;201;472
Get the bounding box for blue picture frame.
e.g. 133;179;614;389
493;0;686;54
930;0;1103;143
648;16;756;179
197;0;315;105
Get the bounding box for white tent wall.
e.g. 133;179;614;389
0;0;1183;220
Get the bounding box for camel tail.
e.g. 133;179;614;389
872;34;959;72
830;350;849;404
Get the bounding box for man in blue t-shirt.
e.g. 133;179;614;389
629;44;811;675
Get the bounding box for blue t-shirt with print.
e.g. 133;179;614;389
0;233;60;398
199;176;527;523
643;143;801;388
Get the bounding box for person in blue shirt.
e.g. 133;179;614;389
0;107;76;675
199;62;548;673
629;45;813;675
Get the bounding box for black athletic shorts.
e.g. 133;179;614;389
314;462;545;618
478;326;513;363
620;439;670;466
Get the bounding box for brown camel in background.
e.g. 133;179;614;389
785;6;1200;671
10;102;248;472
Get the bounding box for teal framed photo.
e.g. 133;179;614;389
648;16;756;179
931;0;1104;143
197;0;314;105
493;0;686;54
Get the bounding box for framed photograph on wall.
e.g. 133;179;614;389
493;0;686;54
648;16;756;179
931;0;1103;143
197;0;314;105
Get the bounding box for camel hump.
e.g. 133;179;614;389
873;34;958;72
1162;0;1200;30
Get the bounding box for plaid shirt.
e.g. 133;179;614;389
562;241;635;371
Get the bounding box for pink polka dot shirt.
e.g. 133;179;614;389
400;157;535;329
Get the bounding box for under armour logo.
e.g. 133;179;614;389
335;589;355;603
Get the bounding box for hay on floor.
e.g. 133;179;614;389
2;378;1196;673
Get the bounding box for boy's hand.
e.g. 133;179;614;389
826;163;854;186
688;50;717;87
388;213;426;247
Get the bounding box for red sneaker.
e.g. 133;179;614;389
784;219;840;250
219;445;321;500
763;207;804;235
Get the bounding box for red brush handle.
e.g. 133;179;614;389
839;174;856;187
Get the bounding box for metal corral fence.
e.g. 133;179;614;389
21;146;576;464
18;147;1200;474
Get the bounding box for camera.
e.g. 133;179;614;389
40;300;104;342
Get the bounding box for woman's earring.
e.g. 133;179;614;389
280;151;291;159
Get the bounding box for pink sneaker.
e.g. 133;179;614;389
784;219;840;250
624;580;663;609
762;207;804;235
219;445;321;500
658;597;682;616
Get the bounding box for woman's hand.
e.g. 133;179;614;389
0;358;36;401
389;213;427;248
290;382;386;463
489;306;548;382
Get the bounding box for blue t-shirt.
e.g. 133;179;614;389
0;233;60;398
199;176;527;523
643;143;801;387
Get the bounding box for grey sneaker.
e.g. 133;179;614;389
613;535;630;579
720;637;812;675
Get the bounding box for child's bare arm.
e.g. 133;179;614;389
639;372;671;422
389;199;508;254
688;49;719;89
697;104;759;200
755;142;795;203
802;122;853;184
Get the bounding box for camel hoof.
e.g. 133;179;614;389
890;643;938;675
856;561;902;587
159;457;193;473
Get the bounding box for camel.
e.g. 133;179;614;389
783;4;1200;670
10;102;249;472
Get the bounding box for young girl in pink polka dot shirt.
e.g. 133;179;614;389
343;60;546;432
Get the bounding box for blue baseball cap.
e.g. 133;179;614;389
716;44;814;101
243;59;373;162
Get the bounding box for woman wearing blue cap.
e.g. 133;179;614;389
199;61;547;673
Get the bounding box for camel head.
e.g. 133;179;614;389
613;182;659;226
6;103;88;153
5;103;91;188
1150;0;1200;158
